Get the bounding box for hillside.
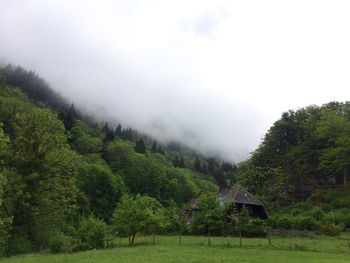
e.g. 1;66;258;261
0;66;238;255
2;65;350;256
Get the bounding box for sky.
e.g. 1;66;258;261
1;0;350;162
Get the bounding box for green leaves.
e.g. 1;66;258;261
5;108;78;249
112;194;166;245
191;194;224;235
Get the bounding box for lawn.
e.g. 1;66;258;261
2;235;350;263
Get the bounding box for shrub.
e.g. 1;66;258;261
277;216;293;229
49;233;74;253
293;216;321;231
242;219;267;237
266;215;279;229
321;222;342;236
305;207;324;221
78;215;107;250
8;233;32;255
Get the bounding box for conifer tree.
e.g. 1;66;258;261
115;124;122;137
134;139;146;154
151;141;157;153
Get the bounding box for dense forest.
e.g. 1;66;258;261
0;65;237;255
1;65;350;256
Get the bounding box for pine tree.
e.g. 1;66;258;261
135;139;146;154
179;158;185;168
115;124;122;137
194;157;202;173
151;141;157;153
103;130;115;144
102;122;110;134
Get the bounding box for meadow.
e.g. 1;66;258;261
2;235;350;263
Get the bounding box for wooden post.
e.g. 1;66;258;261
289;233;292;249
344;167;348;189
208;229;211;246
267;228;271;246
239;231;242;248
227;237;231;246
179;230;182;245
331;209;335;225
152;232;155;245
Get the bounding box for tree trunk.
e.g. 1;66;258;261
344;167;348;189
131;233;136;246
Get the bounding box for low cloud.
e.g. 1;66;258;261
1;0;350;162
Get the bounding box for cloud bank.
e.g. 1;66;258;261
1;0;350;162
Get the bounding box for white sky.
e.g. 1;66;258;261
1;0;350;162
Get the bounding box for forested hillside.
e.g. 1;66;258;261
237;102;350;205
0;66;237;255
236;103;350;235
2;64;350;256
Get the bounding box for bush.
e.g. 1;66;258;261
78;216;107;250
305;207;324;221
49;233;74;253
241;219;267;237
266;215;279;229
293;216;321;231
277;216;293;229
8;233;32;255
321;222;342;236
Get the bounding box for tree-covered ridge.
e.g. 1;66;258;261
237;102;350;206
0;69;232;255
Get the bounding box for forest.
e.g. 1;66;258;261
1;65;350;256
0;65;236;255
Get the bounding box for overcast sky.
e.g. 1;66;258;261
1;0;350;162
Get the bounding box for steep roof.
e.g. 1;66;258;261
217;185;263;206
180;185;264;216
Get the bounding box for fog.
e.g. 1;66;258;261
1;0;350;162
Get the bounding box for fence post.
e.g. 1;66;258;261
267;228;271;246
239;231;242;248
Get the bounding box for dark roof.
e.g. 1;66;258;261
217;185;263;206
180;185;264;216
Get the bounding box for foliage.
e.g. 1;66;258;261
237;103;350;205
321;222;342;236
76;162;125;222
191;194;224;236
112;194;167;245
241;219;267;237
5;108;77;252
78;215;107;250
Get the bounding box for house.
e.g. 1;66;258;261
179;185;267;225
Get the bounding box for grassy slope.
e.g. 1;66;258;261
2;236;350;263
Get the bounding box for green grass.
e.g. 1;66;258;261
2;235;350;263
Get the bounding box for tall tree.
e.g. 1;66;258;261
135;139;146;154
6;109;77;249
115;124;122;137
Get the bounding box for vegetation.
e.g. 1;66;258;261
2;235;350;263
0;66;233;256
2;64;350;259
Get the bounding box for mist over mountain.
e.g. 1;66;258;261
1;1;350;162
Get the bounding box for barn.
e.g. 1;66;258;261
180;185;267;225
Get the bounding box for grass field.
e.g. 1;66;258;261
2;235;350;263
